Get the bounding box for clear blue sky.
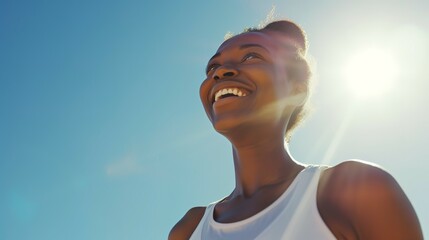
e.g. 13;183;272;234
1;0;428;239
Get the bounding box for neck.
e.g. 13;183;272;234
227;129;302;198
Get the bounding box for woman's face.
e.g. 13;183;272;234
200;31;304;135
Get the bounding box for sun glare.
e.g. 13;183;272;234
344;47;398;99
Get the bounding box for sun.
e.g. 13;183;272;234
344;47;398;99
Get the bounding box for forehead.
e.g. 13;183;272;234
214;31;300;57
216;31;279;54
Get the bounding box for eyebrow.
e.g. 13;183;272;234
208;52;221;62
208;43;270;62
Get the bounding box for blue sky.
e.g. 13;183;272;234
1;0;428;239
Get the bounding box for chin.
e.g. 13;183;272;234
211;114;250;136
212;118;240;134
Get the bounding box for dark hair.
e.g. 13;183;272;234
241;20;313;142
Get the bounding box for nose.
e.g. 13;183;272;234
213;66;238;80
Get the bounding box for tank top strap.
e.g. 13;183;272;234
257;164;335;239
189;198;223;240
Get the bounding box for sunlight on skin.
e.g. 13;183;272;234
343;47;399;99
256;92;308;122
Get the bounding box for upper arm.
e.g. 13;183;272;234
322;161;423;240
168;207;206;240
325;160;423;240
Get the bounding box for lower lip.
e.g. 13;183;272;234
212;96;242;109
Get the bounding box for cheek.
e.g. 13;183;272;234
248;64;289;97
199;78;214;121
199;78;210;102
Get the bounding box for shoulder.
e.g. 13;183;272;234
168;206;206;240
319;159;408;204
318;159;398;212
320;159;392;192
318;160;423;239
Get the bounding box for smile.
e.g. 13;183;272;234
214;88;247;103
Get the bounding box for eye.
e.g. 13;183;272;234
242;53;262;62
206;63;220;74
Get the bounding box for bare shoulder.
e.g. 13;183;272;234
168;206;206;240
320;159;393;191
318;160;423;240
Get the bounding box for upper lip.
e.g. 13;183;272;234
209;79;254;104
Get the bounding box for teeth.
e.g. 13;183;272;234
214;88;248;102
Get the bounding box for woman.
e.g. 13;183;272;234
169;20;423;239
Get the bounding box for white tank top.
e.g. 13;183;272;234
189;165;336;240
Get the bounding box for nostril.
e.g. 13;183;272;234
213;69;236;80
223;72;234;77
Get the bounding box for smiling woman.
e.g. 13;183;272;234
169;20;423;240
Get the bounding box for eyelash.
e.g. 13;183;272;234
242;52;262;61
206;64;220;74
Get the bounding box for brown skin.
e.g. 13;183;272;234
169;31;423;240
